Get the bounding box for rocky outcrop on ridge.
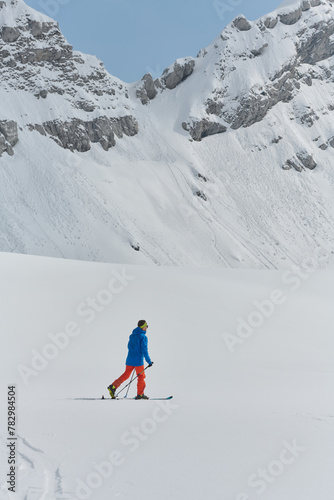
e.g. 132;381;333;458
0;0;136;155
29;115;138;152
136;73;159;104
135;58;195;104
160;58;195;90
182;119;227;141
181;0;334;141
0;120;18;156
283;152;317;171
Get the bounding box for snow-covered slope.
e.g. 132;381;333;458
2;0;334;267
0;253;334;499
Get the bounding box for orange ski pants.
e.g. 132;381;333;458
113;365;146;396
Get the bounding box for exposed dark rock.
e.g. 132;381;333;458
111;115;139;138
76;100;95;112
286;157;303;172
197;173;207;182
296;152;317;169
299;21;334;64
154;78;162;89
0;15;126;105
196;190;207;201
1;26;20;43
182;120;227;141
136;73;158;104
0;120;18;157
279;7;302;25
329;136;334;148
161;59;195;90
214;25;334;132
186;4;333;138
233;16;252;31
250;44;268;57
271;136;283;144
0;135;10;156
303;74;313;86
31;115;138;152
300;110;319;127
0;2;139;155
30;123;46;136
301;1;311;11
29;20;46;38
88;117;117;150
202;60;301;131
206;99;224;116
7;58;16;67
40;89;48;98
42;119;92;152
264;16;278;29
230;93;272;130
169;1;334;142
0;120;18;146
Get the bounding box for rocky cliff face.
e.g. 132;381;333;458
0;0;137;156
2;0;334;163
132;0;334;172
0;120;18;156
178;0;334;148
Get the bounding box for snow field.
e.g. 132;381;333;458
1;253;334;499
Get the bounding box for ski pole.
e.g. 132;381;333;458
115;365;150;397
124;369;135;398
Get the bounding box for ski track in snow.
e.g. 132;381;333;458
0;435;65;500
1;411;333;499
1;255;334;499
296;413;334;424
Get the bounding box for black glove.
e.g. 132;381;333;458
148;362;154;367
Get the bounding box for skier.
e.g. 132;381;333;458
108;320;153;399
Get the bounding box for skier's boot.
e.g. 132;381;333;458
135;394;149;400
107;384;116;399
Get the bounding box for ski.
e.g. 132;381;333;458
101;395;173;400
118;396;173;401
72;396;173;401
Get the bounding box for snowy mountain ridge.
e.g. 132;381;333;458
0;0;138;154
1;0;334;267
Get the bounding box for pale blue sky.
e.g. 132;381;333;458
25;0;283;82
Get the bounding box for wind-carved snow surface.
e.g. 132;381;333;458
0;254;334;499
1;0;334;267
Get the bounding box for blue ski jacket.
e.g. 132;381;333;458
125;327;152;367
